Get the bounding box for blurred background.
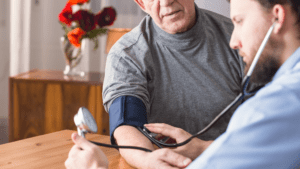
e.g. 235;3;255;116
0;0;230;144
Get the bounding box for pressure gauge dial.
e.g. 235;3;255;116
74;107;98;138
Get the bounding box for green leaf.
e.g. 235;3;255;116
86;28;108;39
59;22;72;35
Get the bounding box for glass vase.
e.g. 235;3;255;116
60;36;86;76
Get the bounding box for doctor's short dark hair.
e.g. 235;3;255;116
228;0;300;30
256;0;300;27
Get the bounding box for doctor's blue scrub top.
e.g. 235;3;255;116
187;47;300;169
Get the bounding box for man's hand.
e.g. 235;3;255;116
143;148;192;169
144;123;213;160
65;133;109;169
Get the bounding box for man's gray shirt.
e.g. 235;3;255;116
103;6;244;140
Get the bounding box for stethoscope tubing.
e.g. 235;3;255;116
138;92;245;148
90;140;153;152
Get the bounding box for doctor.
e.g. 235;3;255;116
65;0;300;168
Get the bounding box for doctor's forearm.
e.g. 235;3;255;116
113;125;155;168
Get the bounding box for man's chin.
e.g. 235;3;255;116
249;55;280;84
239;51;259;77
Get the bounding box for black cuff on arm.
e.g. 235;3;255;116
109;96;148;145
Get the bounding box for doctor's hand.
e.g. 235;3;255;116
144;123;213;160
143;148;192;169
65;133;108;169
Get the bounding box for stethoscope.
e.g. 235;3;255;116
74;20;277;152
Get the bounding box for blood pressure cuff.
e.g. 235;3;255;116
109;96;148;145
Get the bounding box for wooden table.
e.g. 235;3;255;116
9;69;109;142
0;130;134;169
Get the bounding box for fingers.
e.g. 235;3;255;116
66;145;82;169
71;132;94;150
157;149;192;168
64;158;71;169
145;123;191;140
144;123;174;136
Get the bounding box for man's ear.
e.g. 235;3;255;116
272;4;286;34
134;0;146;12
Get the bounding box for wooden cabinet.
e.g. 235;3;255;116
9;69;109;142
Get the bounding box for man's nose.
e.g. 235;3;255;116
159;0;175;6
229;30;241;50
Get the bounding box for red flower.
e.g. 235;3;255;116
96;7;117;28
68;0;89;5
67;28;86;48
73;10;96;32
59;1;117;48
58;3;73;26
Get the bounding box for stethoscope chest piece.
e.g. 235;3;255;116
74;107;98;138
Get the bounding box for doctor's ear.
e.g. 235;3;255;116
272;4;286;34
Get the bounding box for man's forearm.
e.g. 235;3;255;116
113;125;155;168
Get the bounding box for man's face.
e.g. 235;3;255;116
229;0;281;84
140;0;196;34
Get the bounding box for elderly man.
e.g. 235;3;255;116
100;0;247;168
65;0;300;168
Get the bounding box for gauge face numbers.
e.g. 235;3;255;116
82;107;98;133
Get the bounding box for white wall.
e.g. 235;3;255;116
0;0;10;119
195;0;230;18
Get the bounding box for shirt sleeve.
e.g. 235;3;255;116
102;38;151;115
109;95;148;145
